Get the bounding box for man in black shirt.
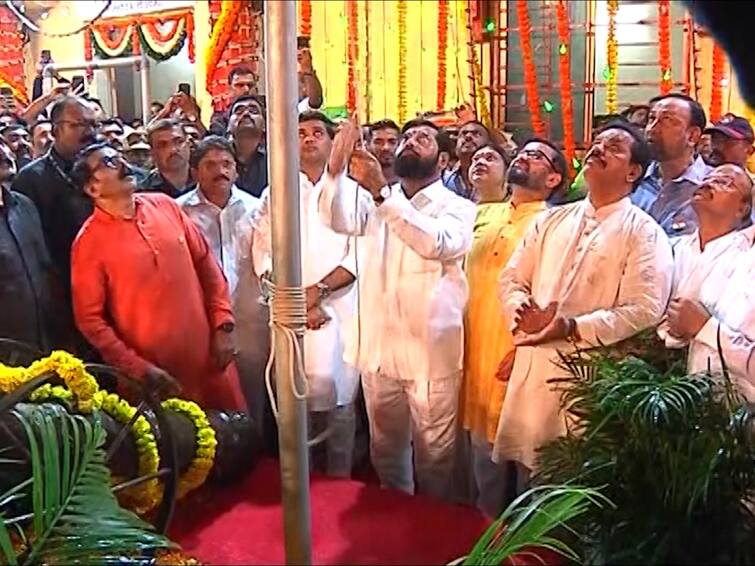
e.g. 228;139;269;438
228;95;267;197
209;64;258;135
141;118;196;198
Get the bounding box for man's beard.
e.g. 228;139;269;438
506;164;531;187
394;150;439;179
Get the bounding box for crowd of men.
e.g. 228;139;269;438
2;57;755;518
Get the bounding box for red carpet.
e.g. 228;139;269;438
170;458;489;565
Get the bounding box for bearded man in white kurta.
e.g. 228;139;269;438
253;111;359;478
660;164;753;374
495;122;673;473
320;119;475;501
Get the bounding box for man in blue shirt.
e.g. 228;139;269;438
632;93;711;236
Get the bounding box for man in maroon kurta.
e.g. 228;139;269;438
70;143;245;410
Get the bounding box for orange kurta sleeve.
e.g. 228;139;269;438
171;199;235;330
71;225;153;379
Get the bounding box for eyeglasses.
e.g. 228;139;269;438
518;148;556;171
93;154;122;173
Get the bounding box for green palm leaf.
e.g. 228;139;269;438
0;403;173;565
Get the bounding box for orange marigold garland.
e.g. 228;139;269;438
709;42;726;123
658;0;672;94
605;0;619;114
299;0;312;38
556;0;575;178
517;0;544;136
437;0;449;111
397;0;408;123
186;11;195;63
205;0;242;93
347;0;359;114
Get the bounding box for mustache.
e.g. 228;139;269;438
213;174;231;182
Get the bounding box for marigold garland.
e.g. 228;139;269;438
205;0;242;95
605;0;619;114
658;0;672;94
162;398;217;499
0;351;99;413
709;42;726;123
556;0;575;179
397;0;408;123
347;0;359;115
469;46;491;128
437;0;449;111
517;0;544;136
299;0;312;38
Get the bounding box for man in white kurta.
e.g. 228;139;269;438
252;112;359;477
176;136;269;427
495;123;673;473
319;119;476;500
662;164;755;399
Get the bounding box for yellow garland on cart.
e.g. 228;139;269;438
0;351;99;413
162;398;217;499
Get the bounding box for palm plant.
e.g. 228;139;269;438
534;331;755;564
0;403;173;565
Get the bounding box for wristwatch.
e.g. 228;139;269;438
316;282;331;300
218;322;235;333
374;185;391;205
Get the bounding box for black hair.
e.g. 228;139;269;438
146;118;183;145
228;94;266;119
649;93;707;131
520;137;568;192
596;120;652;187
437;128;455;156
190;135;236;168
400;118;439;135
100;118;123;131
298;110;336;138
228;64;256;85
368;119;400;135
71;142;113;188
459;120;491;137
151;101;164;110
31;119;51;135
50;96;88;124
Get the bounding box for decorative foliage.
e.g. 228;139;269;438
605;0;619;114
0;404;172;565
437;0;449;111
533;330;755;564
556;0;575;179
710;42;727;123
299;0;312;38
658;0;673;94
517;0;545;136
162;399;217;499
397;0;408;123
347;0;359;114
205;1;243;102
0;6;27;105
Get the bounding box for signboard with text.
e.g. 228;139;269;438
75;0;194;21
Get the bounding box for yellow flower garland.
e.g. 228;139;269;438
162;398;217;499
0;351;99;413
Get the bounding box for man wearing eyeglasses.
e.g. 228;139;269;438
0;143;58;352
70;143;245;410
11;96;98;352
320;118;476;501
494;122;673;485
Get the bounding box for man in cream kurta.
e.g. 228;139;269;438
253;112;359;477
496;122;673;474
320;119;476;500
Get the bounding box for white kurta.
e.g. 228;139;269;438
692;244;755;400
495;197;673;469
252;172;358;411
658;230;750;366
318;173;476;381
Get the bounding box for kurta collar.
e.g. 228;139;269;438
583;196;631;221
183;184;245;209
644;155;709;185
509;199;546;215
398;178;447;211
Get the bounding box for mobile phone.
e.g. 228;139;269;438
0;87;12;97
297;36;310;50
41;49;51;62
71;75;85;95
178;83;191;96
0;87;13;110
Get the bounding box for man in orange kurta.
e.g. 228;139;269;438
70;143;245;410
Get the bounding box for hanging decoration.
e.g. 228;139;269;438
0;6;27;105
437;0;449;111
300;0;312;38
605;0;619;114
397;0;408;123
709;42;726;123
347;0;359;114
658;0;672;94
691;23;702;100
205;0;243;94
86;9;195;63
556;0;575;179
470;47;491;127
517;0;545;136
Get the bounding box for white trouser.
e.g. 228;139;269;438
362;371;460;501
471;433;510;518
309;403;357;478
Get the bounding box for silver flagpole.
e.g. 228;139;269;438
264;1;313;564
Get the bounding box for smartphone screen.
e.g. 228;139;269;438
178;83;191;96
71;75;85;95
297;36;310;50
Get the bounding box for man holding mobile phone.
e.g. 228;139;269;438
297;38;324;112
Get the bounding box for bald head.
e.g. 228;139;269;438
50;96;97;159
692;163;753;229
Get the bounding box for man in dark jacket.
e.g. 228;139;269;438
0;143;58;352
10;96;97;352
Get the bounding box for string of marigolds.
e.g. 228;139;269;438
658;0;672;94
605;0;619;115
556;0;576;179
0;352;217;514
709;42;726;123
437;0;449;111
347;0;359;114
516;0;544;137
397;0;408;123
